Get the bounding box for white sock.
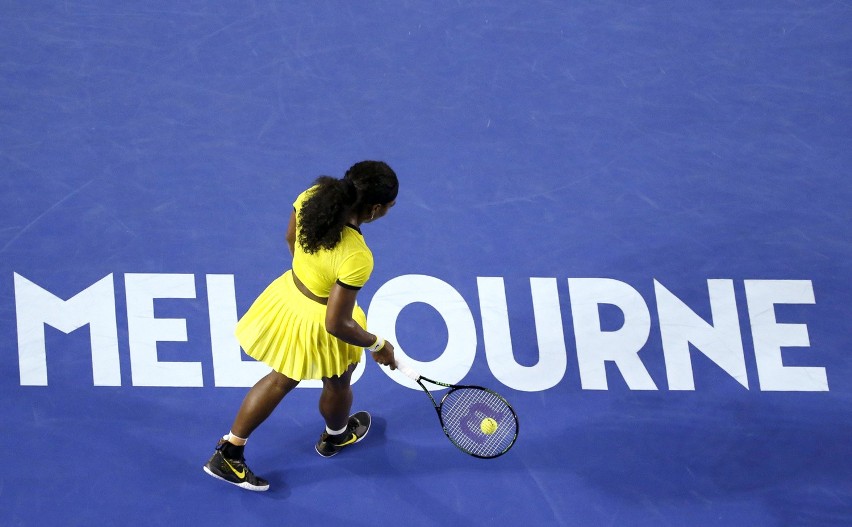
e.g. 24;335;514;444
326;425;347;436
225;431;248;446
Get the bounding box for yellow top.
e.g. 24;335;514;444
291;186;374;297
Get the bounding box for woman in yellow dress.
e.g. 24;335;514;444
204;160;398;491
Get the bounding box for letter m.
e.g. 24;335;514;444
14;273;120;386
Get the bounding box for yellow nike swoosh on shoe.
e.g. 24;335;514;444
336;434;358;447
223;458;246;479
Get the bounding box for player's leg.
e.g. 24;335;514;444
315;364;371;457
318;364;355;430
231;370;300;438
204;371;298;491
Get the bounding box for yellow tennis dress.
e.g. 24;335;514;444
234;187;373;380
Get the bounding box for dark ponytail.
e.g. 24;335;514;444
298;161;398;254
297;176;358;253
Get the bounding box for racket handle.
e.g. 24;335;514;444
394;359;421;381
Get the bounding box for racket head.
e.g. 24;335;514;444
437;386;519;459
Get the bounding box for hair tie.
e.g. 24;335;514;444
341;176;358;204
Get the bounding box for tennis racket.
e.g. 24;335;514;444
395;359;519;459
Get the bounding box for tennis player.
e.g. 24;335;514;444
204;161;398;491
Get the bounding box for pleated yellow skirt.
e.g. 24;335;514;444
235;270;366;380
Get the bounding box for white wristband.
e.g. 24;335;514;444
366;336;385;353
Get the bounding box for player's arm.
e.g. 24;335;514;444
285;209;296;257
326;283;395;368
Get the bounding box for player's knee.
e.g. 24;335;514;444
266;371;298;392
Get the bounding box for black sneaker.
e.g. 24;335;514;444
314;411;371;458
203;439;270;491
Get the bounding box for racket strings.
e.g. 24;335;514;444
440;387;517;458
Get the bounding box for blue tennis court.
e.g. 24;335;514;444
2;1;850;525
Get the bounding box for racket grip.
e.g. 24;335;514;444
394;359;421;381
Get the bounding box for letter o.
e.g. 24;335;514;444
366;275;477;389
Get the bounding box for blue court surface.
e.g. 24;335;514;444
2;2;851;526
